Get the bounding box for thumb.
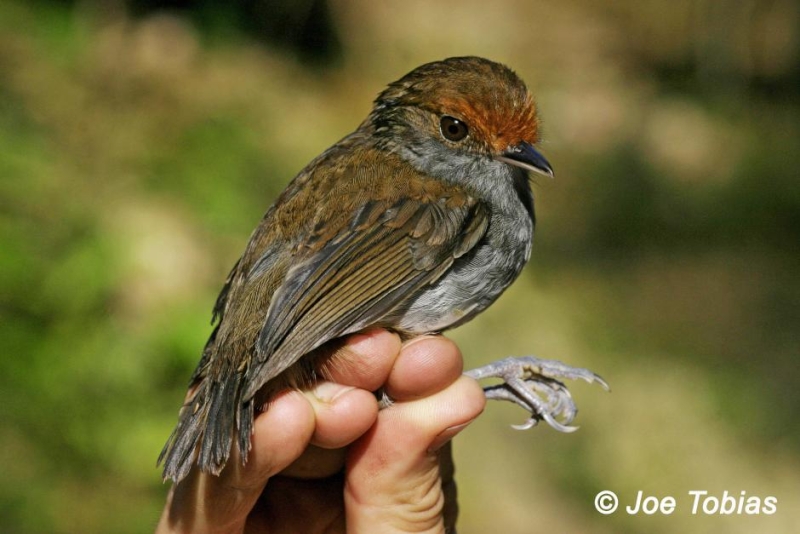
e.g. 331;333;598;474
344;337;485;533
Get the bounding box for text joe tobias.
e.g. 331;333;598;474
596;490;778;516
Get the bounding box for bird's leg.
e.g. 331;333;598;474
464;356;609;432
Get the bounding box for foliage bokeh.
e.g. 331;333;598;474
1;1;798;532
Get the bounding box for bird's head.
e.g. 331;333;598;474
370;56;553;179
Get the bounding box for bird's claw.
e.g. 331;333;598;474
464;356;608;432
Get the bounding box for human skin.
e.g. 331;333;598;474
156;329;486;533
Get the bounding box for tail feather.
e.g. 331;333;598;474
158;370;253;483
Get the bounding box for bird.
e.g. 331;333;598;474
159;56;606;484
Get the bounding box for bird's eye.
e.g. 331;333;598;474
440;116;469;142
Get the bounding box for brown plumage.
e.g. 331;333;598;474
159;56;604;484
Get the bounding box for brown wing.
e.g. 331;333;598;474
242;187;489;400
159;147;489;482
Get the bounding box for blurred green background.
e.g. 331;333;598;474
1;0;798;532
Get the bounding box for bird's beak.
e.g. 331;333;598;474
496;142;554;178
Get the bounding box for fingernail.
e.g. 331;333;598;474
428;421;472;452
313;382;354;403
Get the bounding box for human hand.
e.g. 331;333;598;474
156;329;485;533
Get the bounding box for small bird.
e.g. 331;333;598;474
159;56;606;483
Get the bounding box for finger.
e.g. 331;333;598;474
280;382;380;479
321;328;402;391
278;329;403;480
308;382;381;449
345;337;485;533
383;335;464;401
157;390;315;534
346;377;485;533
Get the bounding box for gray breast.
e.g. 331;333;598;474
391;139;536;333
395;193;533;333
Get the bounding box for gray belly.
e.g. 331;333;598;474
394;210;533;333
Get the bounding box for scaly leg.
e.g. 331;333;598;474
465;356;609;432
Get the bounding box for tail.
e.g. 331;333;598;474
158;369;253;483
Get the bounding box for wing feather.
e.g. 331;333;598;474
242;196;488;400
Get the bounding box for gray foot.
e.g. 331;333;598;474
464;356;609;432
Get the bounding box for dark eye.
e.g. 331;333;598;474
440;116;469;142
